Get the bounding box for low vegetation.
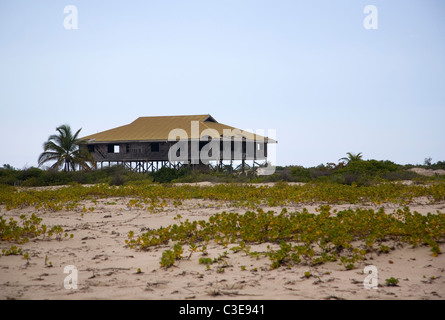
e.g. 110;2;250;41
1;157;445;186
126;206;445;270
0;214;73;258
1;156;444;271
1;181;445;212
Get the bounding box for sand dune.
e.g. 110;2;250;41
1;194;444;300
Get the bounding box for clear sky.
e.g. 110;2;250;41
1;0;444;168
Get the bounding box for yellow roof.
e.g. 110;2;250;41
82;114;276;143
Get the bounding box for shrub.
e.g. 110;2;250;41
160;250;176;268
289;166;311;182
173;243;183;259
382;170;420;181
385;277;399;286
129;203;445;270
152;167;189;183
199;257;213;265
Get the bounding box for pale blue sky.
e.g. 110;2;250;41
0;0;444;168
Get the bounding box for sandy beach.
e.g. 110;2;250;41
1;185;444;300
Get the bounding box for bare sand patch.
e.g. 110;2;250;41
409;168;445;177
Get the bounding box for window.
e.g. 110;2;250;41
87;145;95;152
151;142;160;152
126;143;143;153
199;141;208;151
108;144;120;153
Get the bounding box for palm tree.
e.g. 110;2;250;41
38;124;93;171
339;152;363;165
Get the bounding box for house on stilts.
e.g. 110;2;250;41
81;114;276;173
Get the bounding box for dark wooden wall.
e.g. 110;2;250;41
84;140;268;163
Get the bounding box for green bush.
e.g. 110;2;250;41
160;250;176;268
1;157;443;187
0;165;154;187
385;277;399;286
152;167;189;183
339;160;399;175
289;166;311;182
331;160;403;185
427;161;445;170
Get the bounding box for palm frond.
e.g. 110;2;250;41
38;124;91;172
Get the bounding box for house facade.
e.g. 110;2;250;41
81;114;275;172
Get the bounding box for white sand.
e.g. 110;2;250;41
409;168;445;177
1;196;444;300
